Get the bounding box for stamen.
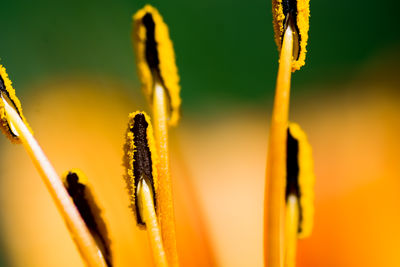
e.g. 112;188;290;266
280;123;315;267
132;5;181;126
133;5;180;266
287;123;315;238
63;170;113;267
272;0;310;71
123;111;168;267
0;93;19;137
0;65;32;142
153;82;179;266
137;175;168;267
0;65;107;267
264;22;294;267
135;9;215;263
284;195;299;267
143;13;162;82
124;111;158;226
133;112;157;225
286;128;300;200
283;13;300;63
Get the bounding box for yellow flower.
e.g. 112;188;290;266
0;3;399;267
0;76;399;267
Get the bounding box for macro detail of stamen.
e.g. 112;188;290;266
0;64;32;143
282;0;300;60
143;13;162;81
136;175;155;225
286;127;302;237
123;111;159;227
286;128;300;199
63;170;113;267
286;123;315;238
272;0;310;71
133;5;181;126
132;113;156;224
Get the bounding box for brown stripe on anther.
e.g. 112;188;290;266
0;74;22;117
143;13;161;78
142;13;173;109
286;129;300;198
282;0;301;59
65;172;112;267
0;75;6;92
132;113;156;225
286;128;302;232
0;74;23;137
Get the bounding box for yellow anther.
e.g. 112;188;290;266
0;64;32;143
272;0;310;71
132;5;181;126
62;169;113;267
123;111;159;226
287;123;315;238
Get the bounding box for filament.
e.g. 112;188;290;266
264;24;294;267
1;93;107;267
153;82;179;266
137;176;168;267
284;195;299;267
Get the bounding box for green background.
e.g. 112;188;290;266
0;0;399;265
1;0;399;111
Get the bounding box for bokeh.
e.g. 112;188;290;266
0;0;399;266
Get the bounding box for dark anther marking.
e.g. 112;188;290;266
0;75;6;92
286;129;300;198
142;13;173;113
282;0;301;60
131;113;156;225
65;173;112;267
286;128;303;232
143;13;162;83
0;74;23;137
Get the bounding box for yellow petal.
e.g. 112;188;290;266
132;5;181;126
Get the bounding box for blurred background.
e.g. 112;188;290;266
0;0;399;266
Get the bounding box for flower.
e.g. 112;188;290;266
0;2;399;267
0;69;398;266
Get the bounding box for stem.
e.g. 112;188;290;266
137;176;168;267
153;83;179;266
284;195;299;267
264;24;294;267
2;95;107;267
